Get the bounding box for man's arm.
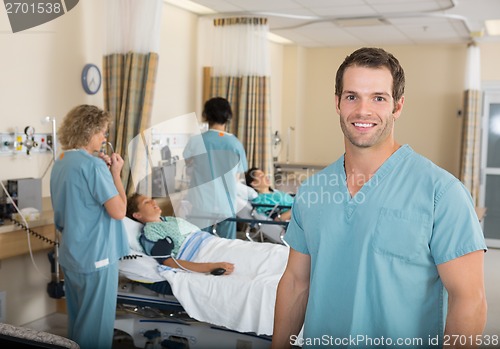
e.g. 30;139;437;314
272;248;311;349
437;250;487;348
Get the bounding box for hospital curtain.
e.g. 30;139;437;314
206;17;273;176
103;0;162;194
459;44;482;205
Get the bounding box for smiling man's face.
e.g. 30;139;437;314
336;65;404;150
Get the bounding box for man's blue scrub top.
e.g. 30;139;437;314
285;145;486;348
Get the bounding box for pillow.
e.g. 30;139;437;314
236;181;258;200
119;251;165;283
123;217;145;253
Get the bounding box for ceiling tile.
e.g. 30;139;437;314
186;0;500;47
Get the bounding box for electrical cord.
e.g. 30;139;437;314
121;253;197;273
9;218;58;246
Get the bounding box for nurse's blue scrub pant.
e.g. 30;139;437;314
62;263;119;349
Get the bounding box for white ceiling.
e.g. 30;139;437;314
185;0;500;47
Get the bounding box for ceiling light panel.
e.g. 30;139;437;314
485;19;500;36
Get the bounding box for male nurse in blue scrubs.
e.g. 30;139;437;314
272;47;487;349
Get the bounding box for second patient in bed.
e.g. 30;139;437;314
245;167;294;221
126;193;235;275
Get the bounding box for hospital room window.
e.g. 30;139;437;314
480;89;500;248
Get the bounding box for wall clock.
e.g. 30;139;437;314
81;63;102;95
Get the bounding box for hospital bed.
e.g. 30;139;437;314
233;184;291;245
115;217;287;348
177;182;292;245
115;279;272;349
235;201;290;245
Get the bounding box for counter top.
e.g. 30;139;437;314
0;210;54;234
0;198;56;259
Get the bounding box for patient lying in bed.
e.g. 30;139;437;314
121;193;290;336
126;193;235;275
245;167;294;221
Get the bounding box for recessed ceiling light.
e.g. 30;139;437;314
268;32;294;44
163;0;216;15
485;19;500;36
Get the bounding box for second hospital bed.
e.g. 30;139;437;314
232;183;292;245
115;217;290;348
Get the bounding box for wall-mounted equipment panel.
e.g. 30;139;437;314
0;133;52;155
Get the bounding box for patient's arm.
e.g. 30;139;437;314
150;237;235;275
272;248;310;349
163;259;235;275
275;210;292;222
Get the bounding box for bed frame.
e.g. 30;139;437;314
115;279;273;349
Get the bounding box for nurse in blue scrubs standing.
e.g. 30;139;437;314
50;105;129;349
183;97;248;239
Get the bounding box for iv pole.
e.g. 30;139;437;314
44;116;64;298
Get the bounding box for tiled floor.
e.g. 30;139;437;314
24;312;68;338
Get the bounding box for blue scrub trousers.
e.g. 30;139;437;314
62;263;119;349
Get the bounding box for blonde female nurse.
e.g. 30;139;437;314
50;105;129;349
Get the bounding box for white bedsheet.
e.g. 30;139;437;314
161;235;288;336
119;228;289;336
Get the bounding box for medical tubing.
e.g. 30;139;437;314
0;180;50;281
169;255;195;273
121;253;196;273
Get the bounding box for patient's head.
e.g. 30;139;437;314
126;193;162;223
245;167;273;193
202;97;232;126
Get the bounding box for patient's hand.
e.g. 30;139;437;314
215;262;235;275
274;210;291;222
